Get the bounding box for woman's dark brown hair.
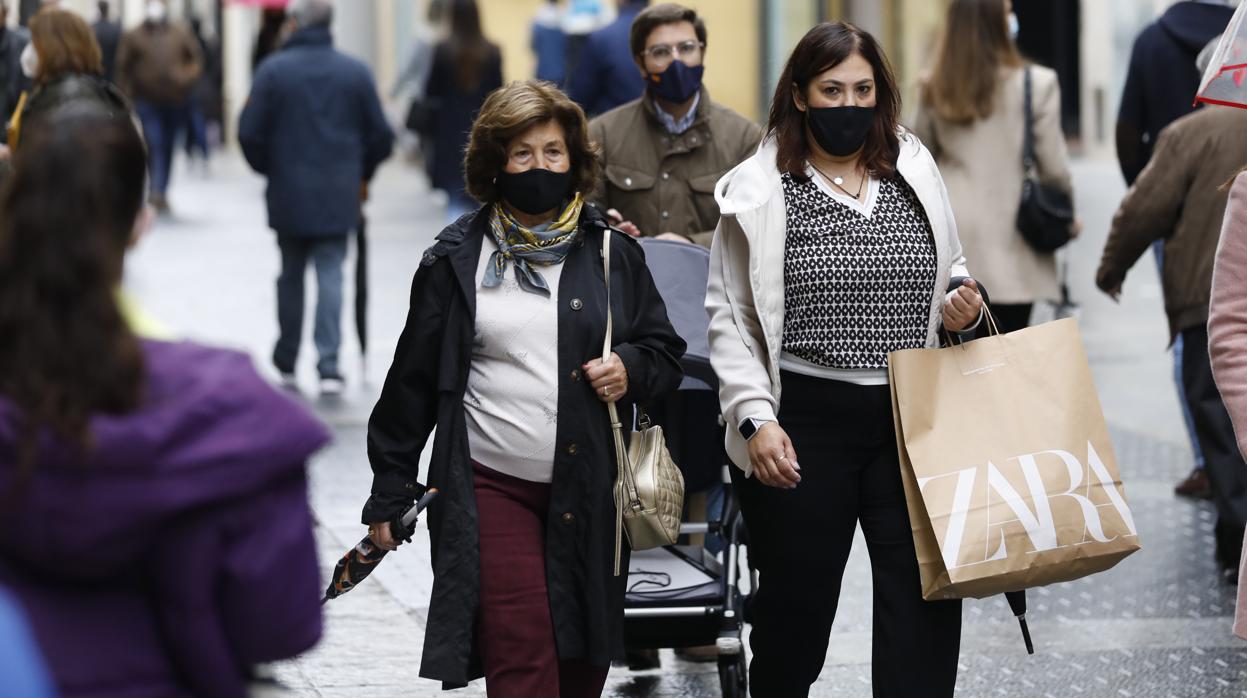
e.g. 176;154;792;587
921;0;1024;124
29;7;104;84
464;80;600;204
0;102;147;479
768;22;902;181
446;0;492;90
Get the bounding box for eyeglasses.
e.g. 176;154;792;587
642;40;704;63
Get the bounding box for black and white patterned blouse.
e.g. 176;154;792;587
781;171;938;371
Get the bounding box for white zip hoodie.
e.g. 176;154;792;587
706;131;973;475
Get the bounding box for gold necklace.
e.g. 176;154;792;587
811;161;865;200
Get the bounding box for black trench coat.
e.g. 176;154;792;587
361;204;685;686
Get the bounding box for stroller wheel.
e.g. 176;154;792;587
717;652;747;697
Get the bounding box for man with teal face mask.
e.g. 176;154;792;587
588;2;761;248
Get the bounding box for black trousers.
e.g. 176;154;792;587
731;372;962;697
991;303;1033;333
1181;325;1247;569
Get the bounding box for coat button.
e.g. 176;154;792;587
570;298;583;311
661;211;670;219
567;443;579;455
624;177;633;187
562;512;575;525
661;172;670;181
570;369;581;382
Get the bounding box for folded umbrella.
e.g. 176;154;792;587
322;488;439;603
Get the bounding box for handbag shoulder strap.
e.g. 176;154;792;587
1022;65;1037;174
601;228;639;577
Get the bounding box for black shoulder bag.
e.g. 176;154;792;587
1016;67;1074;253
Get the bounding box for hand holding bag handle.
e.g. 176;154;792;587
600;229;685;576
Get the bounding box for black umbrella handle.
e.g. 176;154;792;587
1016;614;1034;655
1005;590;1035;655
390;489;440;542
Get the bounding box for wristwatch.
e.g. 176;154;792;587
738;417;773;441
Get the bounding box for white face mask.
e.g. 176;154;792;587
19;41;37;79
145;1;166;23
1007;12;1020;41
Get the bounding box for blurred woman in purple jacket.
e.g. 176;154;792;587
0;102;330;696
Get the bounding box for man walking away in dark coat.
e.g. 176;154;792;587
1116;0;1234;499
239;0;394;396
1117;0;1233;186
115;0;202;212
0;0;30;146
567;0;649;117
92;1;121;83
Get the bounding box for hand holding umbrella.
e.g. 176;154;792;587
322;488;439;603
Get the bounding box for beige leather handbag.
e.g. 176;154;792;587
600;229;685;576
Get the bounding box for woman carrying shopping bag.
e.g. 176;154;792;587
705;21;983;697
912;0;1078;333
361;79;685;696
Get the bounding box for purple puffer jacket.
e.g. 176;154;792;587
0;340;331;697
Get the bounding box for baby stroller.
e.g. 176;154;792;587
625;239;754;697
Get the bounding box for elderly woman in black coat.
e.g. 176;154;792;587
362;79;685;696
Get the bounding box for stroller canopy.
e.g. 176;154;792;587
638;238;714;387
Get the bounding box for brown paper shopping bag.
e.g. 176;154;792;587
888;317;1140;601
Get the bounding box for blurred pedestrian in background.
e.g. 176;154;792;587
362;80;683;696
91;1;121;83
392;0;446;164
0;101;329;698
8;7;114;147
116;0;202;213
913;0;1076;333
560;0;609;85
182;14;216;166
1096;98;1247;584
0;0;30;147
590;3;762;248
239;0;393;396
531;0;567;85
1117;0;1232;186
252;6;286;71
1117;0;1232;499
425;0;502;221
707;21;980;695
0;589;52;698
568;0;649;117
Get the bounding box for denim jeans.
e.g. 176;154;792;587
274;234;348;378
134;100;188;196
1153;240;1205;469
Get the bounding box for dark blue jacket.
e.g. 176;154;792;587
567;1;646;117
239;26;394;237
1116;1;1233;185
532;16;567;84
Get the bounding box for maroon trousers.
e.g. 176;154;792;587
473;462;609;698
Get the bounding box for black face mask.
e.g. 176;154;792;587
497;168;573;216
806;106;876;157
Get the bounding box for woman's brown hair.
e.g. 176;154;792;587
464;80;600;204
446;0;492;91
0;101;147;482
921;0;1023;124
29;7;104;84
769;22;902;181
